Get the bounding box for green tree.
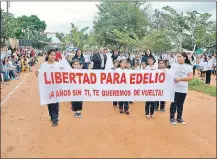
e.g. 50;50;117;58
55;26;89;50
16;15;46;39
93;1;149;49
1;10;19;39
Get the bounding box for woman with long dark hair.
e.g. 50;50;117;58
141;49;155;64
169;52;193;125
72;49;85;68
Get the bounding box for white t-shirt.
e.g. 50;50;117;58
145;65;157;70
116;67;127;71
212;57;216;67
84;54;90;63
207;60;213;70
40;61;61;70
117;56;126;61
130;54;135;60
171;63;193;93
134;66;141;70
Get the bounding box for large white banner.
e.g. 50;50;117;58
38;69;175;105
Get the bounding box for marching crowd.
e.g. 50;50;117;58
0;46;38;82
37;47;216;127
64;48;216;85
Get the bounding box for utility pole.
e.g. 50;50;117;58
6;1;10;13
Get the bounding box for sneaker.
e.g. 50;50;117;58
160;109;165;112
155;108;158;111
120;108;124;114
78;111;82;118
52;121;58;127
113;105;117;108
170;118;177;125
125;110;130;115
150;114;155;118
177;119;186;125
74;112;79;118
146;115;150;119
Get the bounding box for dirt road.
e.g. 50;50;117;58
1;58;216;158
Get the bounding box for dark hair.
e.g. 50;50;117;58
204;56;208;62
158;59;165;64
45;49;56;61
191;55;194;61
180;52;191;65
75;49;84;58
71;59;82;68
145;49;152;56
147;56;154;61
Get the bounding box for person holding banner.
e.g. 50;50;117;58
71;59;83;118
116;59;130;114
112;60;119;108
35;49;62;127
169;52;193;125
145;57;157;119
155;60;167;112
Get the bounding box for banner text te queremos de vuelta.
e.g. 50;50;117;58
38;69;175;105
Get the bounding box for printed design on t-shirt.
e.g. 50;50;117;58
175;66;187;78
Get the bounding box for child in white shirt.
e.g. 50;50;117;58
145;57;157;118
116;59;130;114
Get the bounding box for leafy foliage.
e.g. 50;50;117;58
55;26;89;50
93;1;149;49
1;10;49;48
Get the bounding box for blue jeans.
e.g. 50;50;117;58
0;71;9;81
84;62;89;69
17;66;22;73
9;70;16;79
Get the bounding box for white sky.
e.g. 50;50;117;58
1;1;216;42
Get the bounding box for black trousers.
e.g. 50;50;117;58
193;65;196;76
206;70;211;84
170;92;187;120
71;101;83;111
48;103;59;122
113;101;117;106
155;101;165;110
145;101;155;115
118;101;129;110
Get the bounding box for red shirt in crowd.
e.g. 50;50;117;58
55;51;62;62
30;50;35;57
